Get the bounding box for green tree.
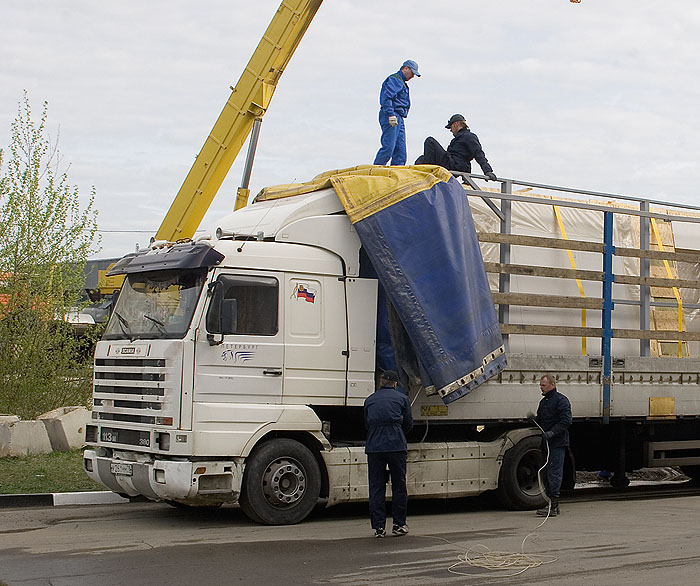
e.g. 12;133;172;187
0;92;101;419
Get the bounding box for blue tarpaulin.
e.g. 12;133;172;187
349;171;505;403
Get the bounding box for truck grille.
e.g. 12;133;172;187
95;358;165;368
92;353;181;437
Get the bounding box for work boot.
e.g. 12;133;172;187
536;499;559;517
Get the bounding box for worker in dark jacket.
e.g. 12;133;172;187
373;60;420;166
415;113;497;180
364;370;413;538
533;374;572;517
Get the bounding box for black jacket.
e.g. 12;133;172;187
364;386;413;453
536;388;572;448
446;127;493;174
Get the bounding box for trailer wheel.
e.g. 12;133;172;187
496;435;547;510
239;438;321;525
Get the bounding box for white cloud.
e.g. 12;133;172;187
2;0;700;257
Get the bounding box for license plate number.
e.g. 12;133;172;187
110;462;133;476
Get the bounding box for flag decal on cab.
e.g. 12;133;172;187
291;283;317;303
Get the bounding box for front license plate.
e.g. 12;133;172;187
110;462;133;476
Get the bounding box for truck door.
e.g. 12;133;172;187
283;274;347;404
194;271;284;404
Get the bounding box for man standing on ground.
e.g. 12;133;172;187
533;373;572;517
364;370;413;537
415;113;497;180
373;60;420;166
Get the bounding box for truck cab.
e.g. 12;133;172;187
84;189;390;522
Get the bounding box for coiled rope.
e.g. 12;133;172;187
443;420;559;577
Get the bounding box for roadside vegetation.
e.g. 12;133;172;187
0;450;102;494
0;92;101;419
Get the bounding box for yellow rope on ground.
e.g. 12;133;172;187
447;534;557;577
420;426;558;578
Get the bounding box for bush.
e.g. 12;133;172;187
0;92;100;419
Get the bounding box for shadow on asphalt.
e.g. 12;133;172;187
150;490;503;528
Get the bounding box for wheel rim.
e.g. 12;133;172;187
516;450;543;497
261;457;306;508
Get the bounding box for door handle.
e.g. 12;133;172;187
263;370;283;376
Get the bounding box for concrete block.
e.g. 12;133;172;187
0;415;20;425
38;406;91;452
0;420;53;457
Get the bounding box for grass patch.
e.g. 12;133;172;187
0;450;103;494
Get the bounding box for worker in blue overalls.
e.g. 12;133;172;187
373;60;420;166
364;370;413;538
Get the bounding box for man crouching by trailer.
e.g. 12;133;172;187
534;374;572;517
364;370;413;538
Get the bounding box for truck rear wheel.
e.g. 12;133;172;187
496;435;547;510
239;438;321;525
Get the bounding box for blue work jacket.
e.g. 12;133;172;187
364;386;413;453
536;388;572;448
379;70;411;118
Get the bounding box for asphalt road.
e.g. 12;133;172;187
1;494;700;586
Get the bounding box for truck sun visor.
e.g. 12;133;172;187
107;243;224;275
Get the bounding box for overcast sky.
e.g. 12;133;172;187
2;1;700;259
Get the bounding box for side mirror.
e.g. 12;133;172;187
109;289;120;316
221;298;237;333
207;298;237;346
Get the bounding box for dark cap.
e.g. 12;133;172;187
445;113;466;129
380;370;399;383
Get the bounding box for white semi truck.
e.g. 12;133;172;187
82;0;700;525
84;169;700;524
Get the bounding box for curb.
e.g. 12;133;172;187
0;491;130;508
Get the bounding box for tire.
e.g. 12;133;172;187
496;435;547;510
239;438;321;525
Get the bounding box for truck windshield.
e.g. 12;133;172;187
103;269;206;341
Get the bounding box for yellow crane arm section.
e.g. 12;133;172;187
155;0;323;242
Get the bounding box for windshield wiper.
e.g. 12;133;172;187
144;313;167;334
115;311;135;342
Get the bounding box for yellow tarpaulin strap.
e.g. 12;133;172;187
553;206;587;355
650;217;684;357
256;164;453;223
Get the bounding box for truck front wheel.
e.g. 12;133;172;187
496;435;547;510
239;438;321;525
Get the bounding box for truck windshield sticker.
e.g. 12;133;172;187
291;283;317;303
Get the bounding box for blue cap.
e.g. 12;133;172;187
402;59;421;77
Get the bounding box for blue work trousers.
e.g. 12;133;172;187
373;111;406;166
543;446;566;498
367;451;408;530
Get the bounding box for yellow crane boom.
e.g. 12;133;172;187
155;0;323;242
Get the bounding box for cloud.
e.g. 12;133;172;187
2;0;700;257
